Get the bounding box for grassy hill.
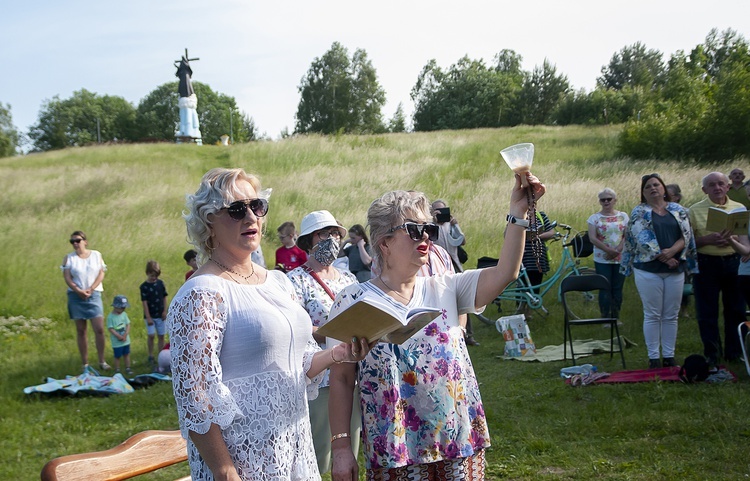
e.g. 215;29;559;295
2;126;749;480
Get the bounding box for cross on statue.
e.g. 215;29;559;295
174;48;200;98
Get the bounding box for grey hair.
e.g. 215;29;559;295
702;171;730;188
598;187;617;198
184;168;263;264
367;190;432;273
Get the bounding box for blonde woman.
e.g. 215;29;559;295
329;173;545;480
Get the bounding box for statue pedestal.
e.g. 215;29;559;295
175;94;202;145
175;135;203;146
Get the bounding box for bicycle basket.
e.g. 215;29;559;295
568;232;594;258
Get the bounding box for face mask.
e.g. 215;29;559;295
313;237;340;265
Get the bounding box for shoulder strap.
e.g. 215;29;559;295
301;265;336;300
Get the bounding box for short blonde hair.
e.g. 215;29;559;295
367;190;431;272
184;168;263;264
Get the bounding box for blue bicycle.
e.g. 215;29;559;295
474;223;593;325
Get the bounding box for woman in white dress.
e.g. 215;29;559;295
167;168;372;481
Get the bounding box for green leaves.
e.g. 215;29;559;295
295;42;386;135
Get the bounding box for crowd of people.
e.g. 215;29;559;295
158;166;543;480
62;235;178;375
63;165;750;481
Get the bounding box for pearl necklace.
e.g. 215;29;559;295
211;258;256;283
378;276;412;303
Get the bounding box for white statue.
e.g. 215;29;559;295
174;49;202;145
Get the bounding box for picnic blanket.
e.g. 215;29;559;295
499;336;637;362
565;366;737;386
23;366;171;396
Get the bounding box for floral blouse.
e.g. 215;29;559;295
587;211;629;264
620;202;698;276
287;265;358;387
328;270;490;470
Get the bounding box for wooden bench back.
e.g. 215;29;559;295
40;429;190;481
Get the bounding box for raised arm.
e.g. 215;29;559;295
476;173;546;308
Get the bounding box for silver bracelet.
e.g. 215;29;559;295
506;214;530;227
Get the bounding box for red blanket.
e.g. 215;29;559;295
565;366;736;385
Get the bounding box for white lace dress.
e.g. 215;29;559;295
167;271;324;480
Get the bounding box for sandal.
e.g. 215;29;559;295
100;362;112;371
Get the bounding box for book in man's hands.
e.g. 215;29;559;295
706;206;750;235
318;289;440;345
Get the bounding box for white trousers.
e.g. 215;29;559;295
634;269;684;359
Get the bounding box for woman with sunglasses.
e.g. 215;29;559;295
287;211;362;475
62;230;110;371
621;173;697;369
166;168;372;481
586;188;629;318
328;173;545;481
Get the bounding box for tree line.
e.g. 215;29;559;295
1;28;748;160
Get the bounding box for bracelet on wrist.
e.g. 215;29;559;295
506;213;530;227
331;432;350;443
330;348;344;365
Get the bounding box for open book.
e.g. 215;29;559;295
318;289;440;345
706;206;750;235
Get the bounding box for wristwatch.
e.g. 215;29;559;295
506;214;530;227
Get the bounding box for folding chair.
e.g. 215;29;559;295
739;321;750;377
561;273;626;368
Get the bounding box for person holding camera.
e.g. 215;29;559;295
431;199;478;345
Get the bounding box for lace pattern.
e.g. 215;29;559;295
168;273;323;480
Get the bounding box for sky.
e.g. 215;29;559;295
2;1;749;141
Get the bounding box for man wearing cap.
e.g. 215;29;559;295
688;171;750;366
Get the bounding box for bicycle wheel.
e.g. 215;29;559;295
557;270;596;319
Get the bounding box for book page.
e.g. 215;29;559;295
706;207;750;235
319;290;441;344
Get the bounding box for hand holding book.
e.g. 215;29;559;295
319;285;440;345
706;206;749;236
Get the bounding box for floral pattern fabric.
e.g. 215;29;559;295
620;202;698;277
287;265;358;387
167;271;324;481
586;211;629;264
328;270;490;471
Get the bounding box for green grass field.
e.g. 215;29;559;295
2;125;749;480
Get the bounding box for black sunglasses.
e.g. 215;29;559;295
599;198;614;202
641;173;660;181
69;238;84;244
389;222;439;242
223;198;269;220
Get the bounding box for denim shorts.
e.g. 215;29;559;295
145;318;166;336
67;290;103;320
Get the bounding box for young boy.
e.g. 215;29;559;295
140;260;169;367
107;295;133;375
183;249;198;281
275;221;307;272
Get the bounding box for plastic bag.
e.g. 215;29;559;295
496;314;536;357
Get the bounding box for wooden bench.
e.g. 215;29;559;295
41;429;190;481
